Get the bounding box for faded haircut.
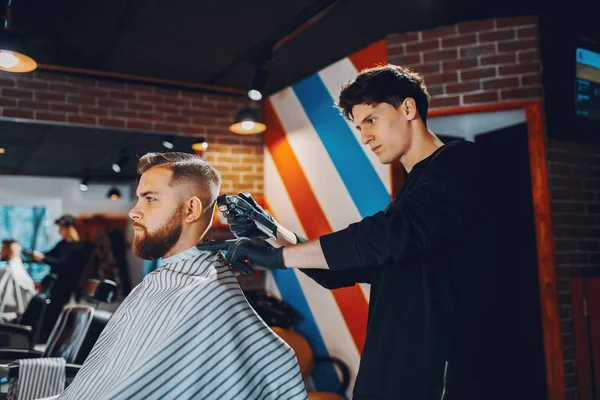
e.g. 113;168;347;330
137;152;221;213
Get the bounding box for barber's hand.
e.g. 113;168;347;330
32;251;45;262
225;238;285;272
226;193;274;239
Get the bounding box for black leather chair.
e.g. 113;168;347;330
81;279;117;309
0;305;111;366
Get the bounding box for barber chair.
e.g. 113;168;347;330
272;327;350;400
81;279;117;309
0;274;59;349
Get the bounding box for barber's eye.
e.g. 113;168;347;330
367;118;376;124
147;197;156;202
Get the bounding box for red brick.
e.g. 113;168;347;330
0;77;15;87
521;74;540;86
497;38;538;53
49;83;78;93
387;31;421;45
192;116;219;125
35;112;67;122
109;91;137;101
153;122;180;133
110;110;138;119
442;34;476;48
18;100;49;111
126;120;153;130
429;96;460;108
78;87;109;98
386;42;404;57
156;104;180;114
179;125;205;135
518;50;540;63
0;98;16;107
478;29;516;43
482;77;519;90
460;67;497;81
68;115;97;125
165;115;191;124
80;106;109;117
50;103;79;113
67;95;97;106
2;88;33;100
389;54;421;67
98;98;127;108
137;93;165;103
127;102;155;112
35;92;65;102
16;80;48;91
162;97;191;107
518;26;538;39
480;54;516;66
496;16;537;28
446;81;481;94
460;44;496;59
427;85;445;96
421;25;458;40
413;63;441;74
423;71;459;85
457;19;495;34
65;76;95;86
98;118;126;128
442;58;479;71
406;39;440;53
423;49;458;63
498;62;541;76
138;111;167;122
463;92;499;104
3;108;34;119
500;87;542;100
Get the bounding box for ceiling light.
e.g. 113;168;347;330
191;137;208;152
229;108;266;135
162;136;174;149
107;187;121;200
112;153;129;174
248;89;262;101
0;147;5;154
79;177;89;192
112;162;121;173
0;1;37;73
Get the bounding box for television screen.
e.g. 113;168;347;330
575;45;600;121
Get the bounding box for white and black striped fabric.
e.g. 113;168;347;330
54;247;307;400
7;357;65;400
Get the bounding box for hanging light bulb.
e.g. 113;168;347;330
229;108;266;134
0;1;37;73
107;187;121;200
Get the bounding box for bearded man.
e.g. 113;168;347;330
52;152;306;400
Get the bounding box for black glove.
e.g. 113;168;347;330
225;193;274;239
225;238;285;272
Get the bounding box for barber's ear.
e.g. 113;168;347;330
185;197;203;223
402;98;418;121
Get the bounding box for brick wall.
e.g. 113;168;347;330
548;140;600;399
386;16;542;109
0;71;263;195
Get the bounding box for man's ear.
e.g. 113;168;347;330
402;97;418;121
185;196;203;223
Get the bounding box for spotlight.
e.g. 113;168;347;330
162;136;174;149
79;178;89;192
112;162;121;173
107;187;121;200
248;66;267;101
0;147;5;154
248;89;262;101
112;152;129;174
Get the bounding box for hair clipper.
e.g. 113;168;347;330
217;194;278;239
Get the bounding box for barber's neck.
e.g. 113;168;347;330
399;127;444;174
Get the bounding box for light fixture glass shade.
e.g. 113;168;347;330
229;108;266;134
0;31;37;73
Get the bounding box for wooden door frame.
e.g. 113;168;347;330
390;100;565;400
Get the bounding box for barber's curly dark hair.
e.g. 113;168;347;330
337;64;431;123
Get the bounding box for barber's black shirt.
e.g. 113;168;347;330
304;141;492;400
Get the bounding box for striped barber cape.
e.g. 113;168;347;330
55;247;307;400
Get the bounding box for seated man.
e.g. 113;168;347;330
0;239;36;322
54;152;307;400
